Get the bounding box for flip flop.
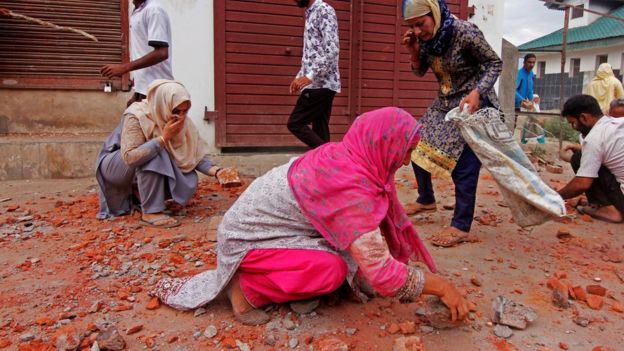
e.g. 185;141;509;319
430;229;472;247
140;215;181;228
405;203;437;216
576;205;623;224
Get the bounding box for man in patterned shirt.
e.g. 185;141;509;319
288;0;341;148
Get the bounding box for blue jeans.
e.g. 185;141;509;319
412;145;482;232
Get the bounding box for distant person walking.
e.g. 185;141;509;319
101;0;174;107
287;0;341;149
585;63;624;114
516;53;536;111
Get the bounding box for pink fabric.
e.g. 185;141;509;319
288;107;437;272
238;249;348;308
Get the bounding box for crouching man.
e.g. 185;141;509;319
557;94;624;223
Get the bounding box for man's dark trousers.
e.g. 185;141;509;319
287;88;336;148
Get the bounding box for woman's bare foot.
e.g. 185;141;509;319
405;202;437;215
430;227;473;247
226;273;270;325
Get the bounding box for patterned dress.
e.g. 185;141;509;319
411;19;502;177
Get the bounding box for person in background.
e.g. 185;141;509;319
287;0;341;149
401;0;502;247
96;80;236;228
101;0;174;107
516;53;537;111
558;95;624;224
609;98;624;117
585;63;624;114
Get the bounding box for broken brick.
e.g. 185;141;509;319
586;285;606;296
587;295;603;310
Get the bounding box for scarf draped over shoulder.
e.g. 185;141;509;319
287;107;436;272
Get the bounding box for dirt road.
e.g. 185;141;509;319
0;165;622;350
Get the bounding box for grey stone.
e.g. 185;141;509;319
552;286;570;309
419;325;434;333
236;340;251;351
573;316;590;327
291;299;320;314
492;296;537;330
91;341;100;351
194;308;207;317
96;327;126;351
289;337;299;349
493;324;513;339
345;327;357;336
19;333;35;342
203;325;217;338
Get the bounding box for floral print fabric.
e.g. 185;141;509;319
412;19;502;177
298;0;341;93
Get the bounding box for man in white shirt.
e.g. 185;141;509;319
558;94;624;223
101;0;174;106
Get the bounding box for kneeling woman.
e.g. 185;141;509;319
151;107;473;324
96;80;226;228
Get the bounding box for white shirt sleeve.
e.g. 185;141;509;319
146;7;171;47
576;139;603;178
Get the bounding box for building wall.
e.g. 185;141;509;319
468;0;505;96
535;44;624;76
158;0;217;153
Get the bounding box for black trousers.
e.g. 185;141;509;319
571;151;624;212
287;88;336;148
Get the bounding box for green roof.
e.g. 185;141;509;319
519;5;624;51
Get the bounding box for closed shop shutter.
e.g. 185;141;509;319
215;0;352;147
216;0;469;147
0;0;129;90
359;0;468;118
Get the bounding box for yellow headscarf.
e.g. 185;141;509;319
125;80;209;173
585;63;624;113
402;0;442;36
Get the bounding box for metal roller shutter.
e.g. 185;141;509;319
0;0;129;90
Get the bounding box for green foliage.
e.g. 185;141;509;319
543;119;579;143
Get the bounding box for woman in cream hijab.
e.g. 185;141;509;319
401;0;503;247
585;63;624;114
96;80;234;227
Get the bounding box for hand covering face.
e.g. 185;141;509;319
125;79;209;173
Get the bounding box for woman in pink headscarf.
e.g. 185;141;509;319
151;107;474;325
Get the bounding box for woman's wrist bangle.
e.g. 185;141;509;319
158;136;166;146
214;167;223;178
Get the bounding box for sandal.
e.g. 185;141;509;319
405;202;437;215
576;205;623;224
430;227;472;247
140;215;181;228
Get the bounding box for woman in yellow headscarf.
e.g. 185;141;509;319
401;0;503;247
585;63;624;114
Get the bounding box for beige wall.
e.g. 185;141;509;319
0;89;131;134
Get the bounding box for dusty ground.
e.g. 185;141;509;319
0;158;622;351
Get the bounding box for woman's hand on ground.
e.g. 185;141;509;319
438;282;475;322
162;115;185;142
459;89;481;114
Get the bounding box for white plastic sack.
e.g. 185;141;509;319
446;107;566;227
